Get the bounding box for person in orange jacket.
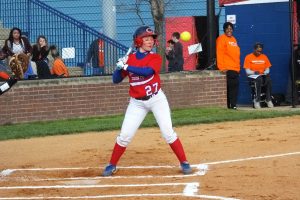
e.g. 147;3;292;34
49;45;69;78
52;58;69;77
216;22;240;109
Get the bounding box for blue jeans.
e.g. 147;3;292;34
23;62;35;79
0;60;10;72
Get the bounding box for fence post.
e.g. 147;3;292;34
82;23;87;67
27;0;31;38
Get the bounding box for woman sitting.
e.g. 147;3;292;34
48;45;69;78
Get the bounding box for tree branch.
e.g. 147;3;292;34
135;0;145;25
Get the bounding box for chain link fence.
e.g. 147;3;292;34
0;0;223;79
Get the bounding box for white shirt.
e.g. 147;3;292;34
12;43;24;54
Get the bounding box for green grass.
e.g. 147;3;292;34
0;107;299;141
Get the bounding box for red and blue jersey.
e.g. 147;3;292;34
121;51;162;98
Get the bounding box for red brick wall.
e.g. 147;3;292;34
0;71;226;125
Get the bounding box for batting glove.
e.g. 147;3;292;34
118;56;128;64
116;60;128;71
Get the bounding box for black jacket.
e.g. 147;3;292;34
32;45;50;62
86;39;100;67
166;49;176;72
173;42;184;71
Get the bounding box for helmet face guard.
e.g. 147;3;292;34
133;26;158;48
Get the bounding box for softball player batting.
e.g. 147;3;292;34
102;26;192;176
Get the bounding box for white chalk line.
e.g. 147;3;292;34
15;173;201;182
0;193;238;200
0;164;208;182
0;182;238;200
1;151;297;200
1;165;174;172
200;151;300;165
0;166;174;177
0;166;207;183
1;151;299;178
0;164;208;178
0;182;196;190
183;182;199;196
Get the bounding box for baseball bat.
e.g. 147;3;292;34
125;47;132;56
125;41;136;56
119;43;134;63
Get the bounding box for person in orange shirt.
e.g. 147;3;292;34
216;22;240;109
49;45;69;78
244;42;273;109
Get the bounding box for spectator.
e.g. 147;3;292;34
0;48;10;72
32;35;52;79
86;39;104;75
2;27;35;79
165;39;176;72
285;45;300;105
0;47;7;60
47;46;55;70
171;32;184;71
216;22;240;109
244;42;273;109
0;71;17;95
49;45;69;77
32;35;50;62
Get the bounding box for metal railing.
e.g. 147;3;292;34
0;0;128;75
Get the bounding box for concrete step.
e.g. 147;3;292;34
68;66;84;76
0;28;10;48
0;28;10;40
0;40;4;48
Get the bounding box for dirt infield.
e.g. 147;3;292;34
0;116;300;200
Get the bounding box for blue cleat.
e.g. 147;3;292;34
102;164;117;176
181;161;192;175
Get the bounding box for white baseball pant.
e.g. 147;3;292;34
116;90;178;147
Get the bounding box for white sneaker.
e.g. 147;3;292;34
266;101;274;108
254;100;261;109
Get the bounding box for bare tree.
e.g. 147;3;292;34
135;0;146;25
134;0;172;72
148;0;165;71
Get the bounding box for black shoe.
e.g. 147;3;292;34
28;75;38;80
7;77;18;86
229;106;237;110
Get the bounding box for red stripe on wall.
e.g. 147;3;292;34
218;0;248;6
293;1;298;45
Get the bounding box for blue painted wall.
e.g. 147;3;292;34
41;0;102;31
225;2;291;104
1;0;225;69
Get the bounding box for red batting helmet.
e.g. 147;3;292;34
133;26;157;48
